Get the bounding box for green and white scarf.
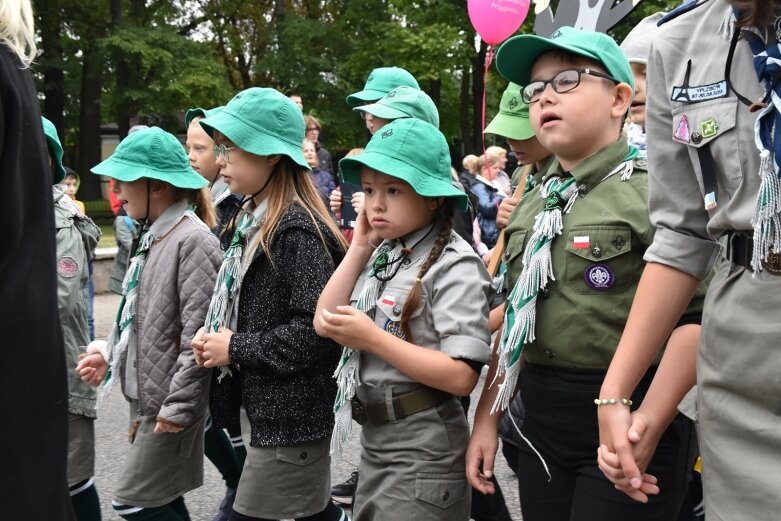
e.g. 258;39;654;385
331;241;401;458
491;156;637;415
204;210;260;382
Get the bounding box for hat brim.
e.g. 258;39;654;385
340;152;467;211
484;112;535;141
496;34;603;87
185;108;207;128
353;103;409;121
44;135;66;184
345;88;388;107
91;156;207;190
200;110;309;170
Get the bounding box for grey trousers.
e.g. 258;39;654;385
699;260;781;520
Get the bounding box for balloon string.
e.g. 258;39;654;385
481;44;500;208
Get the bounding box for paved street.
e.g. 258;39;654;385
92;292;521;520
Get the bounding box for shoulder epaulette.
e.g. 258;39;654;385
658;0;712;26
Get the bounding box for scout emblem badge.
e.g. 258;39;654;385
673;115;691;143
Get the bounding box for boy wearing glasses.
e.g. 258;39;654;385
466;27;698;521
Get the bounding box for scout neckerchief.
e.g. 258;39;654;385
204;204;263;382
626;122;647;159
742;25;781;272
330;241;403;457
100;206;200;402
491;147;640;416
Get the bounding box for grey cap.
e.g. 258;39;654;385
620;12;666;65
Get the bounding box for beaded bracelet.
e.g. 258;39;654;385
594;398;633;406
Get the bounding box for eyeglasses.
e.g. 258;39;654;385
306;126;320;132
213;144;237;162
358;111;373;121
521;68;620;104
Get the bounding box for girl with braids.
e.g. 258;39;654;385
191;88;348;521
76;127;222;521
315;118;492;521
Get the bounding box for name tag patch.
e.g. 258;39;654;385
670;80;728;104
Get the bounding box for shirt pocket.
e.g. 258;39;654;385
375;286;426;341
564;226;634;295
671;98;741;189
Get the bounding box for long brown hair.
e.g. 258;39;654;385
734;0;781;29
249;156;348;261
399;199;454;342
173;186;217;229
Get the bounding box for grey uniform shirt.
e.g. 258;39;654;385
645;0;764;279
350;225;492;389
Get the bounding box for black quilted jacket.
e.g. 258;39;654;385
209;203;344;447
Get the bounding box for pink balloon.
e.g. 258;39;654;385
468;0;531;46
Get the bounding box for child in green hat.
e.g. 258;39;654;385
467;26;701;521
43;116;103;521
76;126;223;521
315;117;492;520
191;87;349;521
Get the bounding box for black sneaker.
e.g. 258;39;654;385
331;471;359;505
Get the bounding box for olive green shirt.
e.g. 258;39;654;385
503;140;656;369
509;155;556;190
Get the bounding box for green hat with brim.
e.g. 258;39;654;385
42;117;66;184
91;126;207;189
339;118;467;211
185;106;225;128
200;88;309;169
354;86;440;128
484;82;534;141
346;67;420;106
496;26;634;91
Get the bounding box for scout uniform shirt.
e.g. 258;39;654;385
503;139;654;369
350;224;492;389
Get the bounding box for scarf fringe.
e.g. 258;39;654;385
752;149;781;272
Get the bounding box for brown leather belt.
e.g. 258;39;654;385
351;387;450;425
728;233;781;275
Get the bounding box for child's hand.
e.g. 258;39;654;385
329;188;342;218
192;326;206;366
154;420;184;434
496;196;519;229
351;207;381;251
201;327;233;368
351;191;365;213
76;353;108;386
317;306;377;350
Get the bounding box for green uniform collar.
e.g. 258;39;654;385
543;139;630;192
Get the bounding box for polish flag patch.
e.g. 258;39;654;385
381;295;396;306
573;236;590;249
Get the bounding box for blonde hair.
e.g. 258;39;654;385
173;186;217;229
248;156;348;261
0;0;36;67
472;152;498;175
486;146;507;159
462;154;477;171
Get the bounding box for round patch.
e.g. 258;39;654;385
57;256;79;278
384;319;407;340
584;263;614;291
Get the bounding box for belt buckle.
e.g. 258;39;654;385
762;251;781;275
351;398;367;425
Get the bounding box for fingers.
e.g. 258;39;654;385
465;449;496;495
627;413;648;444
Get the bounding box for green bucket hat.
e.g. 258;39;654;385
199;87;309;169
185;106;224;128
483;82;534;141
496;26;634;92
339;118;467;211
91;126;207;189
346;67;420;106
353;86;440;128
41;117;66;184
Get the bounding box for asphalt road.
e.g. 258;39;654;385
91;292;522;520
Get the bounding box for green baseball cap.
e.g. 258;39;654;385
339;118;467;211
346;67;420;106
185;106;224;128
353;86;440;128
483;82;534;140
496;26;634;91
199;87;309;169
41;117;66;183
91;127;207;189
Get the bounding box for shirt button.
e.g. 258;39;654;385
544;349;556;358
402;258;412;266
691;132;702;144
540;287;551;299
578;185;588;196
442;490;450;501
591;247;602;258
300;451;308;460
392;305;401;316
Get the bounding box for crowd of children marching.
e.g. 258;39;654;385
31;1;781;521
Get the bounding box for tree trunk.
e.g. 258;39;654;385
38;0;66;139
428;78;441;109
77;50;104;200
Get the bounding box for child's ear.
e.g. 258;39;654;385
268;155;282;167
149;179;169;198
427;197;444;210
611;83;634;120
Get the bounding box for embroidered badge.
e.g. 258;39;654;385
508;96;519;110
670;80;728;104
57;256;79;278
584;263;615;291
573;236;590;249
704;191;717;211
384;319;407;340
612;235;626;251
673;115;691;143
381;129;393;139
700;118;719;138
386;90;397;98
